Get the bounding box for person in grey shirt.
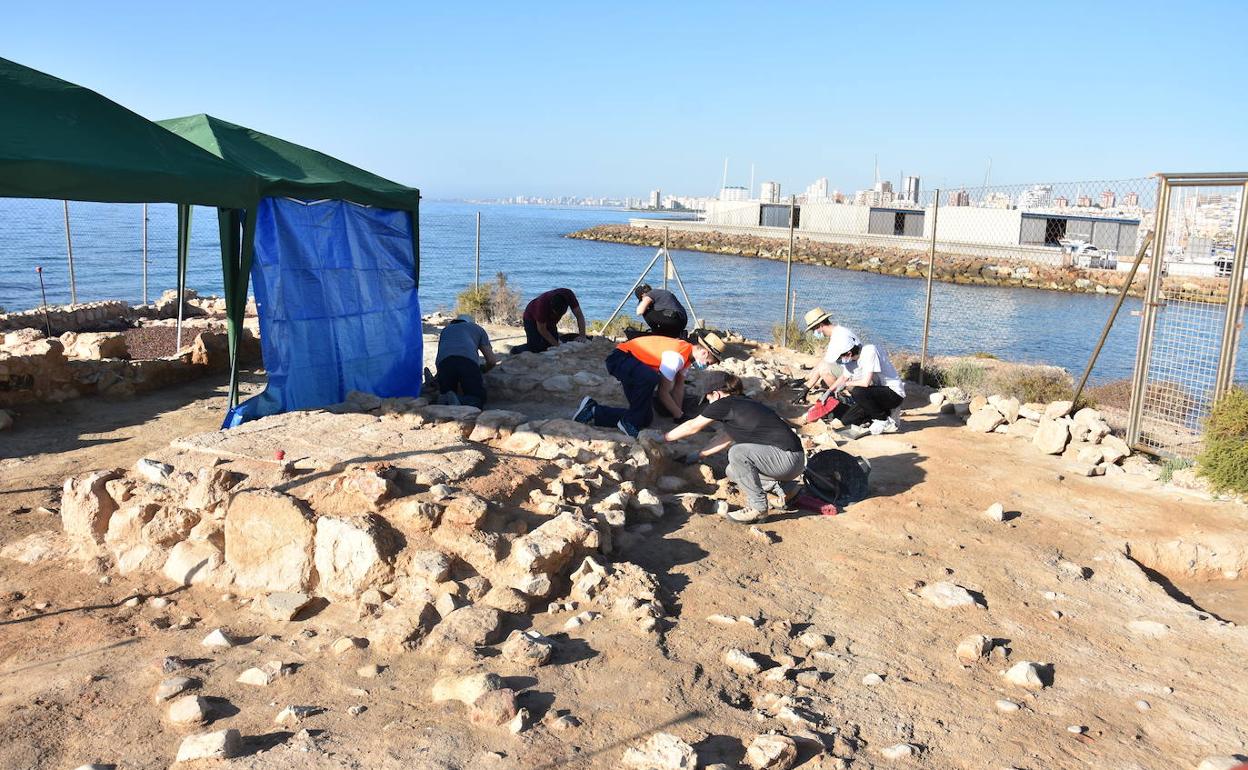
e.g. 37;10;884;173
635;283;688;338
435;314;498;408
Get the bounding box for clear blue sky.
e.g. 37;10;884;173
5;1;1247;199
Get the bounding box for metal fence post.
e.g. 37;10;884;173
62;200;77;304
1126;177;1171;448
663;227;670;290
1214;179;1248;399
783;195;796;347
474;211;481;290
919;189;940;386
141;203;149;305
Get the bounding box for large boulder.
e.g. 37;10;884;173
622;733;697;770
163;539;229;586
224;489;315;593
504;510;600;589
61;469;122;555
1032;417;1071;455
422;605;503;655
313;514;397;599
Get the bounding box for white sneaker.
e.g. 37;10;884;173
869;418;898;435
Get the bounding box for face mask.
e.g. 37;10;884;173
813;331;825;339
693;361;708;370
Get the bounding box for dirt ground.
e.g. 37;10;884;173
3;340;1248;770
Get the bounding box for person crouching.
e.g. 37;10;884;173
824;326;906;437
662;373;806;524
572;330;725;438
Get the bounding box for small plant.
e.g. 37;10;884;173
943;359;987;393
454;272;521;324
891;351;946;386
771;321;818;355
971;351;999;359
986;366;1077;405
1158;457;1193;484
1085;379;1132;411
589;315;645;338
1196;387;1248;495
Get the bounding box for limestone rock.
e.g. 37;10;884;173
481;585;531;613
955;634;992;664
175;729;242;762
275;705;323;725
163;540;227;586
331;636;367;655
443;494;490;528
918;581;979;609
1044;400;1073;418
237;660;293;686
469;688;519;727
745;734;798;770
468;409;528;442
1003;661;1047;690
61;469;122;554
724;648;763;675
501;629;554;666
966;406;1004;433
622;732;697;770
224;489;315;593
1101;434;1131;464
432;524;503;576
1197;758;1248;770
405;549;453;584
431;672;503;705
369;601;439;651
984;502;1006;522
1033;417;1070;455
996;397;1021;423
505;510;600;584
258;591;312;621
332;465;394;508
423;605;502;654
382;497;441;532
185;467;239;512
201;628;238;648
1126;619;1170;638
153;676;198;703
313;514;396;599
167;695;212;726
880;743;918;760
1;530;72;565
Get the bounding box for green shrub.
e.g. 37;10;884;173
1159;457;1192;484
1197;387;1248;495
943;359;987;393
771;321;818;355
891;351;946;386
1085;379;1132;411
454;272;521;324
971;351;999;360
986;366;1077;405
588;315;645;338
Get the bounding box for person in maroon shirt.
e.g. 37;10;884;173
519;288;587;353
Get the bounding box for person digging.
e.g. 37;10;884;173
659;373;832;523
572;330;725;438
821;325;906;438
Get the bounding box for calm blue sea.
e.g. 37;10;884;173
0;198;1233;385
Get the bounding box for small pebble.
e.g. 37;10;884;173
862;673;884;686
1135;699;1151;711
1067;725;1085;734
995;699;1020;712
123;596;142;608
348;705;366;716
149;596;171;609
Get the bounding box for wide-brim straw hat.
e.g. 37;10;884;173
803;307;833;331
695;330;727;361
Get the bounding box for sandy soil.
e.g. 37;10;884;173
2;341;1248;770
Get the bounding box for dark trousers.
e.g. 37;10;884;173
833;385;903;426
643;308;687;338
593;349;660;430
516;317;577;353
436;355;486;408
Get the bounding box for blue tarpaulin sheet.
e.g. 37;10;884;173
227;197;421;424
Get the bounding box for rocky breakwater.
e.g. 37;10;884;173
570;224;1229;301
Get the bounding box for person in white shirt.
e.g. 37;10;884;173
801;307;847;389
822;325;906;437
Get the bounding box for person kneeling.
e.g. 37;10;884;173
823;326;906;438
434;314;498;408
571;331;724;438
634;283;688;338
662;373;806;524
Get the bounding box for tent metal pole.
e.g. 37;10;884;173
62;200;77;304
666;252;701;330
175;204;191;354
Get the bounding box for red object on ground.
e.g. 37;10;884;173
275;450;286;461
804;397;840;423
795;493;838;516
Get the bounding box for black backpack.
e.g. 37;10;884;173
804;449;871;505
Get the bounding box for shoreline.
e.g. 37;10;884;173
568;223;1231;302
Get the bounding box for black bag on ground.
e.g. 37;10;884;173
804;449;871;505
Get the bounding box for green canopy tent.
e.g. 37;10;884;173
0;56;261;399
158;114;423;420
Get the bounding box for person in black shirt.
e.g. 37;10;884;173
634;283;688;338
662;373;806;523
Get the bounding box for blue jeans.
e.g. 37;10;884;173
593;349;660;429
435;355;486;408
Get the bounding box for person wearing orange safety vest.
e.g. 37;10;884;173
572;330;725;438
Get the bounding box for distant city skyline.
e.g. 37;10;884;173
7;2;1245;199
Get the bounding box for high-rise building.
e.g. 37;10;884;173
982;192;1012;209
902;176;921;204
1017;184;1053;209
1123;192;1140;207
1099;190;1117;209
1076;194;1093;208
1054;196;1069;208
760;181;781;203
804;177;830;200
720;186;749;202
648;189;661;209
948;189;970;207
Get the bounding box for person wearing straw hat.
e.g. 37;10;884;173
662;372;810;523
802;307;847;389
822;325;906;437
573;330;726;438
433;314;498;408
